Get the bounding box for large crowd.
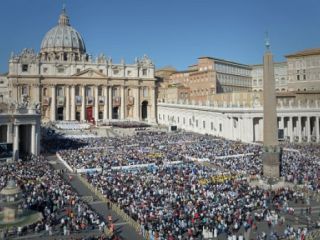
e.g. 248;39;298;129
53;130;320;239
0;155;108;239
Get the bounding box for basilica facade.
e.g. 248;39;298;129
7;9;157;123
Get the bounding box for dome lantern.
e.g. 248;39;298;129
58;7;70;26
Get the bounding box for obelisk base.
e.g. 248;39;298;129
262;150;280;178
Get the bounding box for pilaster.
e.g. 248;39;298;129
103;86;108;121
70;85;76;121
50;85;56;121
81;85;86;121
94;86;99;121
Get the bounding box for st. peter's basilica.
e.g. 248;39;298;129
7;8;157;124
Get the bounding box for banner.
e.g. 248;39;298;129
112;163;156;170
57;96;65;106
76;168;102;173
198;174;236;185
86;96;94;105
98;96;105;105
76;96;82;105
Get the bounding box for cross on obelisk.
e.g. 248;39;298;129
262;33;281;178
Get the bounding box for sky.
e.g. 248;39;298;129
1;0;320;73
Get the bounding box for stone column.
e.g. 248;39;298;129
13;125;19;161
70;85;76;121
6;123;12;143
120;86;125;120
94;86;99;121
279;116;284;129
287;117;293;142
108;87;112;119
65;85;70;121
31;124;36;155
103;86;108;121
244;117;254;142
306;116;311;142
50;85;56;121
33;83;41;104
134;87;140;121
81;85;86;121
316;116;320;142
35;121;40;155
150;86;156;123
297;116;302;142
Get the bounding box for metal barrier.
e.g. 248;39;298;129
78;175;142;237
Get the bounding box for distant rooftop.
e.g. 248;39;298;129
198;56;251;69
285;48;320;58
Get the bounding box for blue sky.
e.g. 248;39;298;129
1;0;320;73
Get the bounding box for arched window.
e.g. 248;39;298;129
43;87;48;96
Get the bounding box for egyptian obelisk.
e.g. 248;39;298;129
262;35;280;178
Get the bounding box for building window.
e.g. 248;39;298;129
142;69;147;76
21;85;28;95
127;70;132;76
112;88;118;97
113;69;119;75
303;75;306;80
86;87;92;97
43;67;48;73
98;86;103;96
219;123;222;132
99;69;103;73
159;114;161;120
22;64;28;72
211;122;214;130
183;117;185;124
57;67;64;73
297;75;300;81
57;86;63;97
43;88;48;96
75;86;80;96
203;121;205;129
196;120;198;127
77;68;81;73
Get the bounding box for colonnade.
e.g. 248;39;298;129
0;121;40;161
157;102;320;143
48;84;156;123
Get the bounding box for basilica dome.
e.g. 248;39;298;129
40;8;86;55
